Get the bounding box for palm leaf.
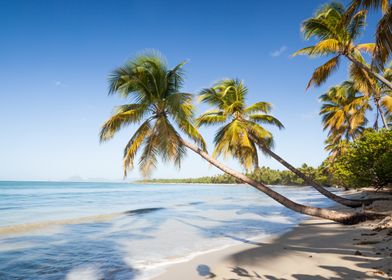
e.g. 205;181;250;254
356;43;376;54
248;114;284;129
373;7;392;69
244;102;272;114
307;56;340;89
123;119;152;176
196;110;227;127
100;104;147;142
381;94;392;112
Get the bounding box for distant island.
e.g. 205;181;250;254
138;165;331;186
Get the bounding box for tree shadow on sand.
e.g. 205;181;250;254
194;220;390;280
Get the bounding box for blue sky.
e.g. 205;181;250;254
0;0;381;181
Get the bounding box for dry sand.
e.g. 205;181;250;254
153;191;392;280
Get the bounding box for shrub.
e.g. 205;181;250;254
329;129;392;189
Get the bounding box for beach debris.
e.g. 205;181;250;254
374;216;392;231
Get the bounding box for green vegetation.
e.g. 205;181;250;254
293;2;392;91
328;129;392;189
196;79;283;171
99;53;205;177
138;165;330;186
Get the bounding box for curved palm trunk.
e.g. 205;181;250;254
181;139;384;224
249;136;391;207
347;55;392;91
258;145;370;207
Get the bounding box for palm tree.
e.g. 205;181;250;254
293;2;392;91
196;79;371;208
349;59;391;129
99;52;206;177
324;134;350;160
100;52;380;224
319;81;369;159
196;79;281;172
346;0;392;70
320;81;369;139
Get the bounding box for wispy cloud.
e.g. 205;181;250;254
53;80;68;87
270;46;287;57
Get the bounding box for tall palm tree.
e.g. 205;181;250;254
346;0;392;70
100;52;378;224
196;79;370;208
320;81;369;139
319;81;369;158
293;2;392;91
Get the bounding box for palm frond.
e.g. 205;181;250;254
244;102;272;114
248;114;284;129
381;94;392;112
123;120;152;176
138;130;160;178
348;9;367;40
196;110;227;127
356;43;376;54
307;56;340;89
100;104;147;142
373;7;392;69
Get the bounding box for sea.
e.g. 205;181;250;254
0;181;338;279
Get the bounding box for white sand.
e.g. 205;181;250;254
153;193;392;280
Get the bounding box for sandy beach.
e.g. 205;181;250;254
154;193;392;280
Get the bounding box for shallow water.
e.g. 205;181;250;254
0;181;337;279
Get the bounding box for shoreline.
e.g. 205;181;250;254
152;192;392;280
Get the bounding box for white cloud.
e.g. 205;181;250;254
270;46;287;57
53;80;68;87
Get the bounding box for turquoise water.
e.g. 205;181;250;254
0;181;336;279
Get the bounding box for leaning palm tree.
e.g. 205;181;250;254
100;52;380;224
196;79;372;208
346;0;392;70
293;2;392;90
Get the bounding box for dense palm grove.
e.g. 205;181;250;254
100;1;392;223
139;165;330;186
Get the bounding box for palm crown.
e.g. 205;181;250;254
320;81;370;144
196;79;283;171
294;2;374;89
319;80;372;159
346;0;392;69
100;52;205;177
